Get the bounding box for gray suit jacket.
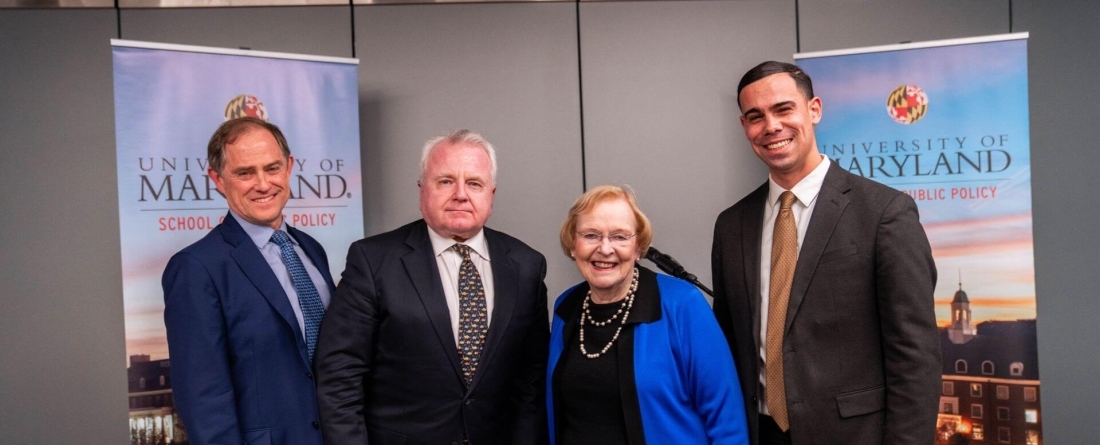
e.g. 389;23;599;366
712;162;941;445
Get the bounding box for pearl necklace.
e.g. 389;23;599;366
579;268;639;359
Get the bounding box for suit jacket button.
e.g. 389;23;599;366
750;396;758;403
464;399;472;405
312;421;320;430
306;372;314;380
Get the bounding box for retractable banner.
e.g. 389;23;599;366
797;34;1040;445
112;40;362;444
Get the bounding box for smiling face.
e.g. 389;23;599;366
570;198;642;303
208;127;293;230
419;141;496;241
739;72;823;189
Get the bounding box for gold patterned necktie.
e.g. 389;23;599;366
454;244;488;388
766;191;798;431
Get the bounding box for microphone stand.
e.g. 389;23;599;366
643;246;714;297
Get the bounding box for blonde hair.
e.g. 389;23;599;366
559;184;652;258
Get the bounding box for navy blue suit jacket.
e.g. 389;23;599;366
163;213;336;445
314;220;549;445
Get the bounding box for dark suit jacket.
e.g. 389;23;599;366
711;162;941;445
314;220;549;445
163;213;336;445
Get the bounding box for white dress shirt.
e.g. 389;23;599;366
427;226;496;346
757;155;831;415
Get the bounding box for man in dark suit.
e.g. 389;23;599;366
315;130;549;445
711;61;941;445
163;117;335;445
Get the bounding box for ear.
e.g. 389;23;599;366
809;96;823;124
286;155;295;174
208;167;227;196
739;114;748;129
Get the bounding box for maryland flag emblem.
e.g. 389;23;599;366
886;84;928;125
224;94;269;121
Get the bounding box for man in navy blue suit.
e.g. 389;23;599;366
163;117;336;445
315;130;549;445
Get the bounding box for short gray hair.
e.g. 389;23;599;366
419;129;498;185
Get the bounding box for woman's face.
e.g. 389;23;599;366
570;198;641;302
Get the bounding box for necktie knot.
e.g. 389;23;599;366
271;229;293;248
779;191;797;211
453;243;473;260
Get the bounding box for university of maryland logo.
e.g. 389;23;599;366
886;84;928;125
224;94;268;121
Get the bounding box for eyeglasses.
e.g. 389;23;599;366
575;231;637;246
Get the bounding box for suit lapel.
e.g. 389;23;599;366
468;229;517;392
401;223;463;379
222;215;310;366
743;183;767;346
786;164;850;332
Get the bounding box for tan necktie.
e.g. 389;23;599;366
766;191;798;431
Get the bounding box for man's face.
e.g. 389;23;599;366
739;73;823;187
419;142;496;241
208;127;293;230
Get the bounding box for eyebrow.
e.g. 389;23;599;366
743;100;796;117
232;160;284;175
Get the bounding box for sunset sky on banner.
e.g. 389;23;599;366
797;38;1033;325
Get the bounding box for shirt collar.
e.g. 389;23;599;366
767;155;831;209
229;211;291;249
426;225;491;261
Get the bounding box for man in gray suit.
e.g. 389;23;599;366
712;61;941;445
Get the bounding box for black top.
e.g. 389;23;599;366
552;266;664;445
558;300;629;445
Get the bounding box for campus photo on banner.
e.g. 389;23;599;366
112;40;363;444
797;34;1039;445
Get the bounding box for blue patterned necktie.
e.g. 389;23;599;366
453;244;488;387
271;230;325;364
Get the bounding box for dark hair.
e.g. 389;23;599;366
207;117;291;174
737;61;815;109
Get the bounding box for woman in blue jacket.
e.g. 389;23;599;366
548;184;748;445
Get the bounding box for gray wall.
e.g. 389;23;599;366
0;9;129;444
120;6;354;57
354;2;584;294
798;0;1010;53
580;0;793;294
2;1;1098;443
1020;1;1100;443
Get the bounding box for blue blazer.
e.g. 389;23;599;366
547;267;748;445
163;213;336;445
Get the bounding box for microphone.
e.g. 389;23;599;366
644;246;714;297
